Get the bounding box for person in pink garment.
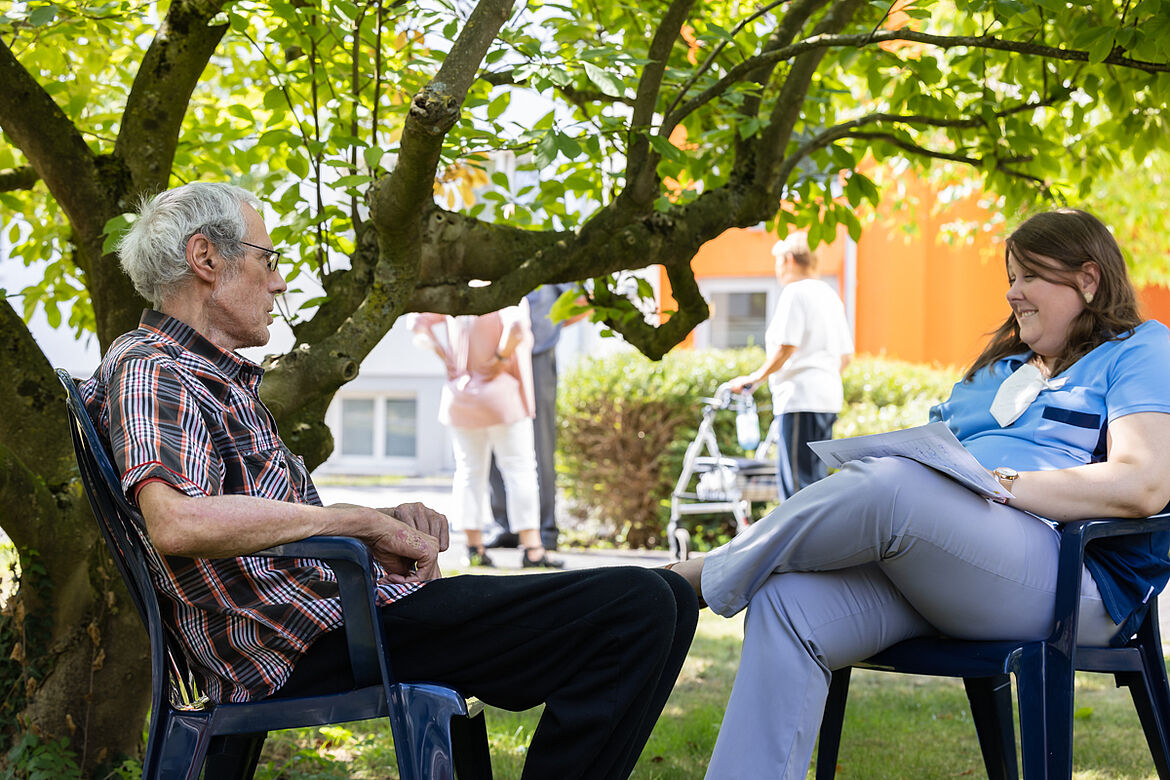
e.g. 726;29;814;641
410;303;562;568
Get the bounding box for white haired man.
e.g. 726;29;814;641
80;181;697;779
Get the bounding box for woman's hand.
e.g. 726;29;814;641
483;352;508;379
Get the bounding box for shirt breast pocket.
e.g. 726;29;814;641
230;442;305;501
1037;403;1105;460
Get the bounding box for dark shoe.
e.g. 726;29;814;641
484;532;521;549
521;548;564;569
466;547;496;567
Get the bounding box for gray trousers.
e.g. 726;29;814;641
702;456;1119;780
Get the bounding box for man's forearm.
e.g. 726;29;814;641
750;344;798;385
138;484;389;558
137;483;446;581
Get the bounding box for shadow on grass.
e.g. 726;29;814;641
252;611;1167;780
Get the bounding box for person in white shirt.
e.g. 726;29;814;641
730;232;854;498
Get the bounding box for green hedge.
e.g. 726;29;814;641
557;350;961;549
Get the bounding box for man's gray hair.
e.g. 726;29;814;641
771;231;816;270
118;182;261;307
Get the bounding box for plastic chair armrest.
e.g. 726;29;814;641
255;536;387;687
1049;513;1170;654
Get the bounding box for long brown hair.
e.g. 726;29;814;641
965;208;1142;381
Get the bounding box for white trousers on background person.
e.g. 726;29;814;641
450;419;540;534
702;456;1121;780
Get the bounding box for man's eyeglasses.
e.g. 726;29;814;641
238;240;282;272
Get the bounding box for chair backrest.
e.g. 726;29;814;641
56;368;197;707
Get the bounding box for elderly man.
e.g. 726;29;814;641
729;232;854;499
80;182;697;779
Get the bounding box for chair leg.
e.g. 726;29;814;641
201;732;267;780
391;683;480;780
963;675;1019;780
814;667;852;780
1013;647;1075;780
452;704;493;780
1128;622;1170;779
1119;664;1170;778
145;709;211;780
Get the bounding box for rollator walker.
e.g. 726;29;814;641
667;384;779;560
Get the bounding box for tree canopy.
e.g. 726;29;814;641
3;0;1170;771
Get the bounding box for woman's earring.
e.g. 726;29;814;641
1083;290;1094;304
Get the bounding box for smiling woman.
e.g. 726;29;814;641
969;208;1143;382
667;208;1170;780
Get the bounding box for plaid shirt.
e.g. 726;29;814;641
80;310;423;703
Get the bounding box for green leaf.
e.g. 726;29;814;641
1087;32;1115;64
286;153;309;179
647;134;684;163
101;213;135;256
363;146;384;170
534;132;558;169
28;4;58;26
555;132;582;160
487;91;510;121
583;62;624;97
549;286;585;322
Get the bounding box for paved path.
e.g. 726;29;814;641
314;480;674;572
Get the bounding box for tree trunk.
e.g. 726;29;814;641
0;301;151;775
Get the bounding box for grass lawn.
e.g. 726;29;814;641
254;607;1165;780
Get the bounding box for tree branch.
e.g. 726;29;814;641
0;40;108;248
774;90;1067;184
480;69;635;107
113;0;231;193
667;26;1170;134
844;130;1050;189
661;0;791;128
0;166;38;192
755;0;868;195
624;0;698;208
368;0;516;276
268;1;520;444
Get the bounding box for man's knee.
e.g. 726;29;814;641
592;567;690;639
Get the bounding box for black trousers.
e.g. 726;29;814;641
776;411;837;499
280;567;698;780
489;348;559;548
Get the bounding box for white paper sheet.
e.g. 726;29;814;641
807;421;1013;501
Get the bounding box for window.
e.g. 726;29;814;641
340;399;375;456
709;291;768;348
338;396;418;460
384;398;417;457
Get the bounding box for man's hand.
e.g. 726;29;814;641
364;519;443;583
728;374;756;394
382;502;450;552
329;501;449;582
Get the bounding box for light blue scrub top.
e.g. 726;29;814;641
930;320;1170;628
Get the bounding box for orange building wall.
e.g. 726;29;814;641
660;185;1170;366
854;182;1008;367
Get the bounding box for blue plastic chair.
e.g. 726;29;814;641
815;513;1170;779
57;369;492;780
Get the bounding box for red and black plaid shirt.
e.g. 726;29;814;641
80;310;424;703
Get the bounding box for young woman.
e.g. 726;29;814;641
671;209;1170;779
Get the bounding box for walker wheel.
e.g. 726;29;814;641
672;528;692;561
